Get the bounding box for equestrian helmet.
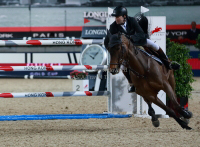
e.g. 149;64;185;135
111;6;127;17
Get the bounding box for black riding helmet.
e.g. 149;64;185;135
111;6;127;17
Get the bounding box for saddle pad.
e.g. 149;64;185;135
137;47;163;65
136;46;145;50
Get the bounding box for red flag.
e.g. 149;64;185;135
84;18;90;24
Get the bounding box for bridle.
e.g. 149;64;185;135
109;43;127;69
109;34;146;78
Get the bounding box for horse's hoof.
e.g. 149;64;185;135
180;117;190;125
181;110;193;119
184;126;192;130
152;120;160;127
187;111;193;118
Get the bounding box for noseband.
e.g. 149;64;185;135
109;34;131;68
109;43;127;68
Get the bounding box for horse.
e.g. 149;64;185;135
107;31;193;130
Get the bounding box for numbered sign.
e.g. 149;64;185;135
73;80;89;91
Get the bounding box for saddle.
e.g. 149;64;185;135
136;46;163;65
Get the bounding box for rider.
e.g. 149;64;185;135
104;6;180;93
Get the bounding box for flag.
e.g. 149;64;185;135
141;6;149;13
84;18;90;24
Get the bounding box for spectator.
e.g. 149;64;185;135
187;21;200;40
178;36;183;40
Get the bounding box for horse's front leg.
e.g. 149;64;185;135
143;98;160;127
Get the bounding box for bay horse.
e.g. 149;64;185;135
107;31;193;130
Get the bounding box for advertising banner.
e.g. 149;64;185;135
81;26;106;39
147;16;167;115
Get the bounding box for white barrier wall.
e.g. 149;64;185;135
0;53;81;64
0;53;25;63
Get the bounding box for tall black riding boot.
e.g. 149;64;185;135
122;68;135;93
157;48;180;70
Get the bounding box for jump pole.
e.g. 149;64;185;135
0;91;109;98
0;65;108;72
0;39;104;46
0;63;76;79
0;64;132;120
0;75;71;79
0;91;131;120
0;114;131;121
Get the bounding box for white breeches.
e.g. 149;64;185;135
144;39;160;51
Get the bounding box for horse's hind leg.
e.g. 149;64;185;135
167;72;179;114
147;95;192;130
168;70;175;92
143;98;160;127
168;71;193;119
163;81;192;119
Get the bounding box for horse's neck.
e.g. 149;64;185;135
122;35;147;74
127;47;147;75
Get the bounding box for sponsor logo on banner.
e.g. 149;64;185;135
85;29;106;35
83;11;108;23
82;26;106;39
52;40;75;45
166;31;187;38
24;66;46;71
0;33;13;38
33;33;65;38
150;26;165;41
25;93;46;97
151;26;162;35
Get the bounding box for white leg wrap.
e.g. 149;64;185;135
145;39;160;51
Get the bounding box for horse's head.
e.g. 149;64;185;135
107;30;129;75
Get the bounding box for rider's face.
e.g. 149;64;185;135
115;15;126;25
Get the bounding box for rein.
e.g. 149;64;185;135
109;43;125;66
109;34;146;78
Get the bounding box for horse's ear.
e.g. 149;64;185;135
117;32;121;39
107;29;111;39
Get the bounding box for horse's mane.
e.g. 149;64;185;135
108;32;135;56
120;33;134;51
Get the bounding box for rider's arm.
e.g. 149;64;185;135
129;17;147;46
131;17;144;34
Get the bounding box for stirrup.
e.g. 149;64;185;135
169;61;180;70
